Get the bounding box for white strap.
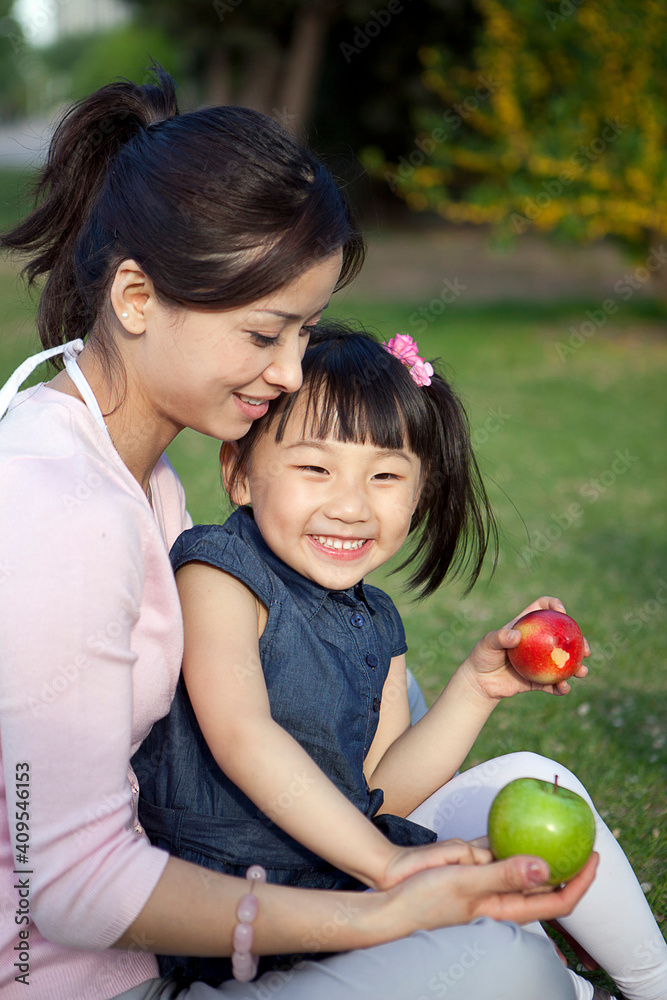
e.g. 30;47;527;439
0;339;110;440
63;345;109;435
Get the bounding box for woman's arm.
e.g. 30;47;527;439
0;474;171;949
113;844;600;957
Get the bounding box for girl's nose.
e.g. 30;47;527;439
263;336;304;394
323;487;372;524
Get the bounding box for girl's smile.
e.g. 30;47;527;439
307;534;373;560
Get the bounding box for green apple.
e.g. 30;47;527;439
487;776;595;886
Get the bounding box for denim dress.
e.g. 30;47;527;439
131;507;436;985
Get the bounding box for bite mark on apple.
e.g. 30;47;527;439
550;647;570;669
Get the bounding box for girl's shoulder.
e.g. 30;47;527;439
361;583;408;658
170;509;277;608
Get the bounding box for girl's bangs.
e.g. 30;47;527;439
273;354;422;454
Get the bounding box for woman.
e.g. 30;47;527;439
0;65;595;1000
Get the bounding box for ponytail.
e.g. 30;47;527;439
1;63;363;369
1;63;178;358
404;375;497;598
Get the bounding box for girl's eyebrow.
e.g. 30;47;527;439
286;440;413;463
285;439;331;450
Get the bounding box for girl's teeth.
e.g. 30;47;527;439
238;395;264;405
314;536;365;551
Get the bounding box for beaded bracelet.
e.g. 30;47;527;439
231;864;267;982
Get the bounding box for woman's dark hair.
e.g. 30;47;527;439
226;322;498;599
0;63;364;374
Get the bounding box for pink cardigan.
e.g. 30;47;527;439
0;384;192;998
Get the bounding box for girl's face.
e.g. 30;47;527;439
118;252;342;445
224;397;423;591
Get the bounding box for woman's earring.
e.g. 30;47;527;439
120;312;129;320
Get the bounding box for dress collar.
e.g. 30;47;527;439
230;506;372;621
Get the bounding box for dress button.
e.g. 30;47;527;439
372;696;381;712
350;612;365;628
366;653;378;668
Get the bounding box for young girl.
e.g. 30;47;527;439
133;324;666;999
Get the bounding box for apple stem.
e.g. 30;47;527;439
554;775;559;794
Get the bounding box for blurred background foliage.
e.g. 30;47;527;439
2;0;665;264
364;0;667;259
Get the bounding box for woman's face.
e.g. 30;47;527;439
120;252;342;444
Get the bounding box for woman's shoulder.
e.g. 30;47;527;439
151;453;192;546
0;385;158;554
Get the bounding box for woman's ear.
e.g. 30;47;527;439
110;259;153;332
220;442;251;505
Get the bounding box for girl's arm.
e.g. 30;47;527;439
177;561;485;891
367;596;589;818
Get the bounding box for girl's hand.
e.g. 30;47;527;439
379;839;493;891
460;596;589;702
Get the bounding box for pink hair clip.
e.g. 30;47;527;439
382;334;434;387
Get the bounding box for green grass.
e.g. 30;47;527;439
1;208;664;991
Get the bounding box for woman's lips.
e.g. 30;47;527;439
233;393;273;420
307;535;372;560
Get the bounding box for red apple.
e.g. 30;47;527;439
508;609;584;684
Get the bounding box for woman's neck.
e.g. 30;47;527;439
48;348;178;495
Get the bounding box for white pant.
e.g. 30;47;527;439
114;752;666;1000
114;917;576;1000
410;752;667;1000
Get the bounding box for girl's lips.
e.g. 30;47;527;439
307;535;372;561
233;393;272;420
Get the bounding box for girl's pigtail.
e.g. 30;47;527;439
1;62;178;356
404;375;498;599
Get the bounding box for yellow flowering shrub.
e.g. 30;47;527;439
363;0;667;256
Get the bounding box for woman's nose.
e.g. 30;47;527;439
263;336;304;394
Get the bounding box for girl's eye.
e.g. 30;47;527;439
300;465;328;475
373;472;399;481
248;331;279;347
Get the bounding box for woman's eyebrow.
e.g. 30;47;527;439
249;303;330;321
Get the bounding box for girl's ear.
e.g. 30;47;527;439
220;442;251;506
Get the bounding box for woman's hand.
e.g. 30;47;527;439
383;850;599;932
459;596;589;702
379;839;494;891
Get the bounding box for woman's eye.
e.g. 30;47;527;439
301;323;319;337
249;331;279;347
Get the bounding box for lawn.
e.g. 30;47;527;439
1;172;664;990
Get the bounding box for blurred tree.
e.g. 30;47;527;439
364;0;667;258
0;1;29;119
127;0;336;128
38;23;186;105
126;0;476;141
